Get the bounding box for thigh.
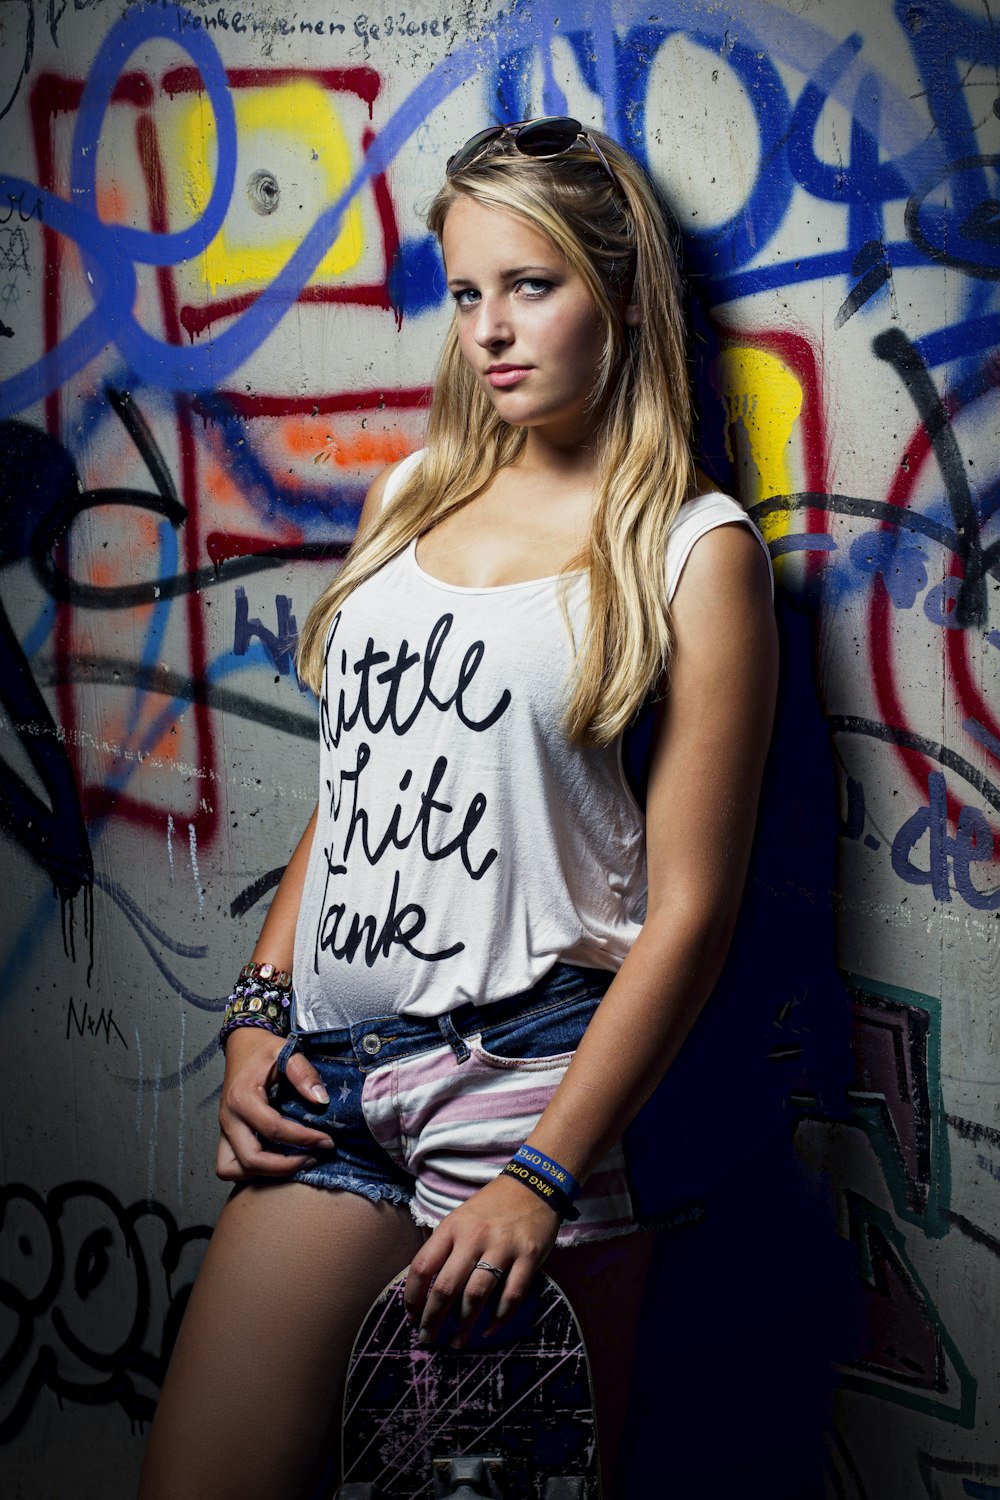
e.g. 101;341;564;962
547;1230;657;1500
139;1182;425;1500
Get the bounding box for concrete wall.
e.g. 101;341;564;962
1;1;997;1495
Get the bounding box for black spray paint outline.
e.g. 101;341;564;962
871;328;987;628
0;1178;212;1441
38;655;316;741
0;0;34;126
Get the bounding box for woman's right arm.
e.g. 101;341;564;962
216;805;337;1181
216;459;406;1181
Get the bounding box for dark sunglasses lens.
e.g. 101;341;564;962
448;126;505;173
513;117;582;157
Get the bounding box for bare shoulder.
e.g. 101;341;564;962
356;456;411;541
666;521;777;720
671;520;774;639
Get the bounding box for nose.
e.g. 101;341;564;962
473;295;513;351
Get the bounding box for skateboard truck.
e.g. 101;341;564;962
430;1457;587;1498
432;1455;505;1497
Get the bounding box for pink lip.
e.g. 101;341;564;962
487;366;532;388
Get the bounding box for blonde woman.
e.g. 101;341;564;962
140;119;777;1499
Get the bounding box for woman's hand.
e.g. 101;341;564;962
403;1175;561;1347
215;1027;338;1182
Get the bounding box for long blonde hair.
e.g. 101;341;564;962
297;129;694;744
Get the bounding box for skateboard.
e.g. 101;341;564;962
333;1269;600;1499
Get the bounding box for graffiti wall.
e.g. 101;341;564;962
0;0;997;1494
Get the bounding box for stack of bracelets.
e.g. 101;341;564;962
218;962;293;1050
501;1143;581;1221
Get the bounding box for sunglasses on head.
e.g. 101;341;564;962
446;116;618;189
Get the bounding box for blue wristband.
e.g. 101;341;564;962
501;1161;580;1221
512;1145;581;1202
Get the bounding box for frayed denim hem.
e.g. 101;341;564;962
409;1204;439;1232
290;1168;415;1210
556;1202;707;1244
408;1213;653;1246
405;1205;706;1246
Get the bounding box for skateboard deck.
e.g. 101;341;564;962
334;1270;600;1499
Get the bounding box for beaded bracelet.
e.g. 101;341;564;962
218;962;294;1051
500;1159;581;1221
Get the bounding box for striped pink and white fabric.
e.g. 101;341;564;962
360;1032;637;1245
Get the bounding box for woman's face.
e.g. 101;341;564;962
441;196;608;447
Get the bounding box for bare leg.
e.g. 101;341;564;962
547;1231;657;1499
139;1182;424;1500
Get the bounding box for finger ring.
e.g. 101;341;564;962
473;1260;505;1281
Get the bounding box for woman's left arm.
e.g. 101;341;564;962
405;522;778;1342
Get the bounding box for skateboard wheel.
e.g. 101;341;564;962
543;1481;586;1498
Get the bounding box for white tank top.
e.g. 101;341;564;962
292;452;771;1026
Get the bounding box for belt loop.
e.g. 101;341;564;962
438;1011;470;1063
275;1034;300;1079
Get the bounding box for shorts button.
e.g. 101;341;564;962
361;1033;382;1056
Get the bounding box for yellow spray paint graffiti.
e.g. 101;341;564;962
714;345;803;543
176;79;364;295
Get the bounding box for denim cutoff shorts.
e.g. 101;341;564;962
264;962;660;1246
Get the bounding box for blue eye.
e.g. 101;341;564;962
453;288;479;308
516;278;552;297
